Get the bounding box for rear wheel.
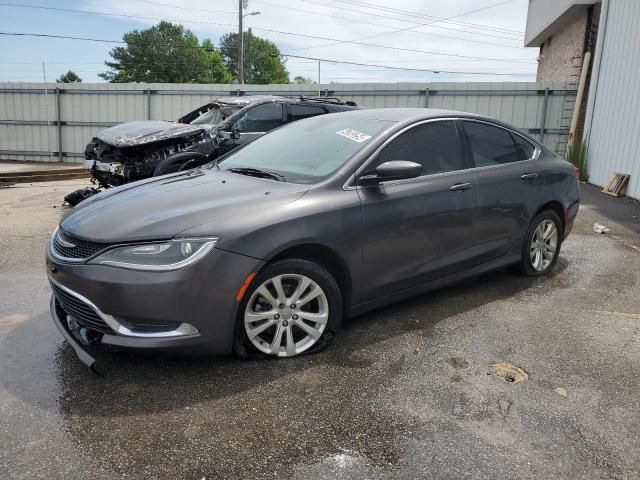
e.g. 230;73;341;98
235;259;342;358
518;210;562;276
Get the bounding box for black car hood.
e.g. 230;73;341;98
60;169;309;242
96;121;212;148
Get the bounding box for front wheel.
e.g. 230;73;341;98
235;259;343;358
517;210;562;276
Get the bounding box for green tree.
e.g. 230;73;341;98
100;21;229;83
57;70;82;83
293;76;317;84
220;31;289;84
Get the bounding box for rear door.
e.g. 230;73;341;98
285;104;328;123
460;120;542;261
358;119;481;300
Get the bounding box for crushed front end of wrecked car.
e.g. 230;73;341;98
64;100;241;206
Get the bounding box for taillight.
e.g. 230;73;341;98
575;167;580;178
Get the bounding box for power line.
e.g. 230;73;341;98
0;3;536;66
281;53;535;76
0;32;536;78
290;0;518;52
294;0;522;41
251;0;522;46
325;0;525;35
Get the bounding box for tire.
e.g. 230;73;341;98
517;210;563;276
234;259;343;358
152;152;210;177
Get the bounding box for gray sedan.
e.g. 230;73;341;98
46;108;580;368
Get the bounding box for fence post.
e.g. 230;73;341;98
424;88;430;108
55;87;63;162
539;87;549;144
146;89;152;120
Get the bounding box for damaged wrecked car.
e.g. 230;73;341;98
65;95;358;205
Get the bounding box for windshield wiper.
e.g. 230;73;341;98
225;167;287;182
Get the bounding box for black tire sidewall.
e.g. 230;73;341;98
234;258;343;357
519;210;563;276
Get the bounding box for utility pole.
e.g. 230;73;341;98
238;0;244;85
238;2;259;85
318;60;321;97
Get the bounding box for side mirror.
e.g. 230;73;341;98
231;126;241;140
358;160;423;184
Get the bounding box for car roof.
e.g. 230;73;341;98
318;107;485;122
213;95;357;107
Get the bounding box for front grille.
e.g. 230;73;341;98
51;283;113;334
52;229;109;260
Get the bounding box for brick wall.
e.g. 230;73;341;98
536;12;588;82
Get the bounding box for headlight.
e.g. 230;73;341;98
90;238;218;271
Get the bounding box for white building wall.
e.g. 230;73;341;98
585;0;640;199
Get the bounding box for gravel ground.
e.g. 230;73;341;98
1;180;639;480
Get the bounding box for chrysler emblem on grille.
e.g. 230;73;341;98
57;236;76;248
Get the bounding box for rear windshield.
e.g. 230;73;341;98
217;116;391;184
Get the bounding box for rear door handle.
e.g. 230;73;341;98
521;173;539;180
449;182;473;192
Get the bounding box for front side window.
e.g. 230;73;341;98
373;120;463;176
463;121;519;167
232;103;284;133
218;116;390;184
287;104;326;122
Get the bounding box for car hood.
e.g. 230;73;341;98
96;121;212;148
60;169;309;243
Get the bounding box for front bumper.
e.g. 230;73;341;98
47;246;264;359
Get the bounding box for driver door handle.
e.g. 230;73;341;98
521;172;539;180
449;182;473;192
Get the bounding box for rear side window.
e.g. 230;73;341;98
511;133;536;160
233;103;284;133
463;121;519;167
374;120;463;176
288;104;326;122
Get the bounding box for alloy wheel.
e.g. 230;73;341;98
529;219;558;272
244;274;329;357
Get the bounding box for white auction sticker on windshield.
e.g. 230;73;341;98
336;128;372;143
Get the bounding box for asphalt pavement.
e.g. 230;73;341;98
1;180;639;480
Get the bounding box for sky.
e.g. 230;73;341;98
0;0;539;84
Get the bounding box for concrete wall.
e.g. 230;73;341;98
0;81;576;163
585;0;640;199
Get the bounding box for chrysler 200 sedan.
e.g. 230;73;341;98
47;109;580;368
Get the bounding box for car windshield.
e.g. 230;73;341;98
190;105;241;125
216;115;390;183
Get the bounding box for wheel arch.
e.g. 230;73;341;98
266;243;353;314
533;200;566;236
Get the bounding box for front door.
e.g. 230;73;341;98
221;102;286;154
357;120;479;300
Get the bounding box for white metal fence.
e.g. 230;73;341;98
0;81;576;163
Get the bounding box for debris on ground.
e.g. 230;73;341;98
555;387;568;398
64;187;100;206
488;362;528;383
414;340;424;354
593;222;611;234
